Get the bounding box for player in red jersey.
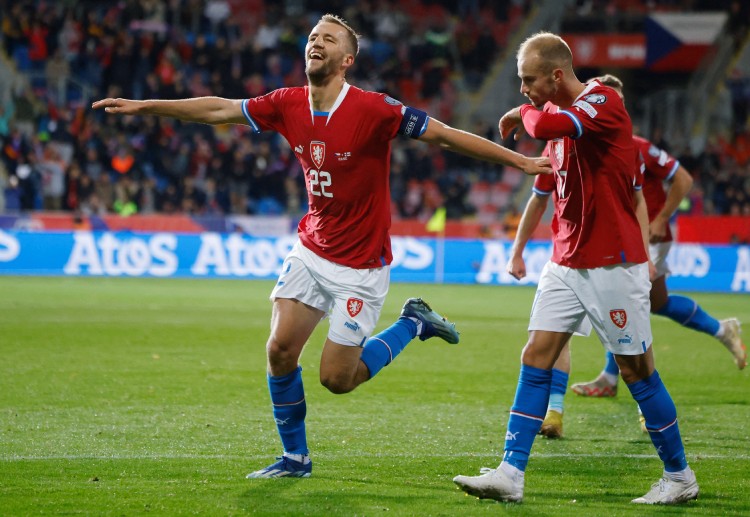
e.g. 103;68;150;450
93;14;550;479
453;33;699;505
525;74;746;439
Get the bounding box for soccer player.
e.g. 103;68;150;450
93;14;550;479
453;32;699;504
533;75;747;439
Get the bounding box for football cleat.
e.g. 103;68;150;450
401;297;460;344
539;410;563;438
453;465;524;502
717;318;747;370
638;413;648;433
246;456;312;479
571;375;618;397
632;469;699;504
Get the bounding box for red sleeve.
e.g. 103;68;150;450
519;104;578;140
242;89;287;133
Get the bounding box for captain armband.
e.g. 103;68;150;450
398;107;429;139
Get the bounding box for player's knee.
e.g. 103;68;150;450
266;338;298;369
320;372;356;394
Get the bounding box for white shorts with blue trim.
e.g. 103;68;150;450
529;261;653;355
270;241;389;347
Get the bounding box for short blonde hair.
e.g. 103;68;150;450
319;14;360;56
517;32;572;73
595;74;624;90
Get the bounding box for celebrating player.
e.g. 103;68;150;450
533;74;747;439
92;14;550;479
453;32;699;505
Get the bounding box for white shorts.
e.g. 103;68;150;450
529;261;653;355
649;241;672;279
270;241;389;347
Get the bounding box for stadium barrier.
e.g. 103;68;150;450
1;230;748;293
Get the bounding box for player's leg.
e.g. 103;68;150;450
454;262;585;502
247;298;324;479
540;339;570;438
247;243;328;479
651;276;746;369
617;350;698;504
583;262;697;504
321;297;459;393
453;329;570;501
650;241;745;369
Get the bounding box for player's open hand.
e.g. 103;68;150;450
91;98;143;115
499;107;524;140
520;156;551;176
507;254;526;280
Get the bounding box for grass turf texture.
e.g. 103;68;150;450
1;276;748;516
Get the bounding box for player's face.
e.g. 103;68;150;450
305;22;353;84
517;52;558;108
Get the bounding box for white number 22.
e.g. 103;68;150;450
309;169;333;198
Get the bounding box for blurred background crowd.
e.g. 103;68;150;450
0;0;748;228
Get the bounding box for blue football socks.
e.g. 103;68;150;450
604;350;620;376
548;368;569;413
268;366;308;455
359;317;417;378
655;294;720;336
626;370;687;472
503;365;551;472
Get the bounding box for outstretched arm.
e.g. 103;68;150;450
649;165;692;243
91;97;247;125
418;117;551;175
507;193;549;280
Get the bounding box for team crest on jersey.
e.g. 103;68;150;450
550;139;567;171
610;309;627;329
583;93;607;104
310;141;325;169
347;297;364;317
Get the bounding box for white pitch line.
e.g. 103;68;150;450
1;452;747;461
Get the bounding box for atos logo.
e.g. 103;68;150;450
0;230;20;262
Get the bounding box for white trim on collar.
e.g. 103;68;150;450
308;82;351;125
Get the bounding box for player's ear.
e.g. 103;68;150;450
552;68;564;83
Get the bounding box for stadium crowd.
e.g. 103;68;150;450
0;0;748;220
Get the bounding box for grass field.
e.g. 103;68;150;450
1;276;748;516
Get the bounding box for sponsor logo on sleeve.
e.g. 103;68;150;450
583;93;607;104
573;99;598;118
384;96;402;106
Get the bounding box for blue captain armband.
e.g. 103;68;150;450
398;106;429;139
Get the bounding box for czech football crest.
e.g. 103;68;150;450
310;141;325;169
347;297;363;318
610;309;627;329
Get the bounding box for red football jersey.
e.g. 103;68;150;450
243;84;417;269
633;135;680;242
526;80;647;268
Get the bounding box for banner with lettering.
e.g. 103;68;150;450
0;231;748;293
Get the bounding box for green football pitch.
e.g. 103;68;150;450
1;276;748;516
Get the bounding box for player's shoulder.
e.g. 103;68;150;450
351;85;405;108
572;81;625;117
631;134;651;150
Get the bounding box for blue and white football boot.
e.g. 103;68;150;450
400;297;460;344
246;456;312;479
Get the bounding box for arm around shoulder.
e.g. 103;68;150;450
418;117;551;175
